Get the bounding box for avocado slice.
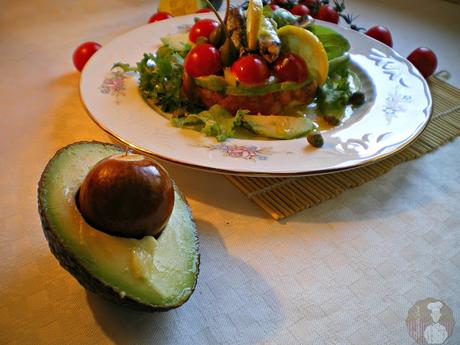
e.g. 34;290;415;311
38;141;199;311
194;74;314;96
226;79;312;96
194;75;227;92
243;115;314;139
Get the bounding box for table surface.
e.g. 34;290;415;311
1;1;459;344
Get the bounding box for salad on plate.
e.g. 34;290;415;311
115;0;364;145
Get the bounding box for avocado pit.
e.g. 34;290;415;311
78;153;174;239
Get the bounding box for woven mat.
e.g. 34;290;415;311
226;77;460;220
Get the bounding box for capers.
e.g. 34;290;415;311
349;91;365;106
307;132;324;148
220;38;239;67
209;26;225;47
202;0;238;67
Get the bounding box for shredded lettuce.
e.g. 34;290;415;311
113;44;192;113
317;58;352;123
171;105;245;142
172;106;318;141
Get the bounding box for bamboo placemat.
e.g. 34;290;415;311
226;77;460;220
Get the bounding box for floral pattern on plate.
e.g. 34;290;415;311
100;69;126;103
383;88;413;122
194;143;273;161
368;48;409;87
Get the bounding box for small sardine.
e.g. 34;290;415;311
226;7;247;55
258;18;281;63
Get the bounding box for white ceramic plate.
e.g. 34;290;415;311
80;14;432;176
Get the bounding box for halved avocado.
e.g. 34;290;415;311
37;141;199;311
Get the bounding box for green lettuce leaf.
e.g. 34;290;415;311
171;105;244;142
317;67;352;122
113;43;192;113
308;24;350;60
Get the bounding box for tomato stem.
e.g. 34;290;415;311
224;0;230;24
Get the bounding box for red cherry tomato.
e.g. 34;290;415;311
196;8;213;13
365;26;393;48
317;5;339;23
270;4;280;10
231;55;270;86
407;47;437;78
273;53;308;83
290;4;310;17
72;41;101;72
189;19;219;43
148;11;172;23
184;44;222;77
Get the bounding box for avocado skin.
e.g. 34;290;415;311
37;141;200;312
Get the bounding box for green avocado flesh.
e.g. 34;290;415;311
38;142;199;310
194;75;313;96
243;115;314;139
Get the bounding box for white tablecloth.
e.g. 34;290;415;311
1;1;459;344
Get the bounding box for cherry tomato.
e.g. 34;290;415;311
184;44;222;77
72;41;101;72
189;19;219;43
407;47;437;78
196;8;213;13
317;5;339;24
231;55;270;86
365;26;393;48
270;4;280;10
273;53;308;82
290;4;310;17
148;11;172;23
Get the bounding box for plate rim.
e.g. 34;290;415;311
79;15;432;177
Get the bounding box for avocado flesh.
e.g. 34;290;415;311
194;75;314;96
243;115;314;139
194;75;228;92
38;142;199;310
